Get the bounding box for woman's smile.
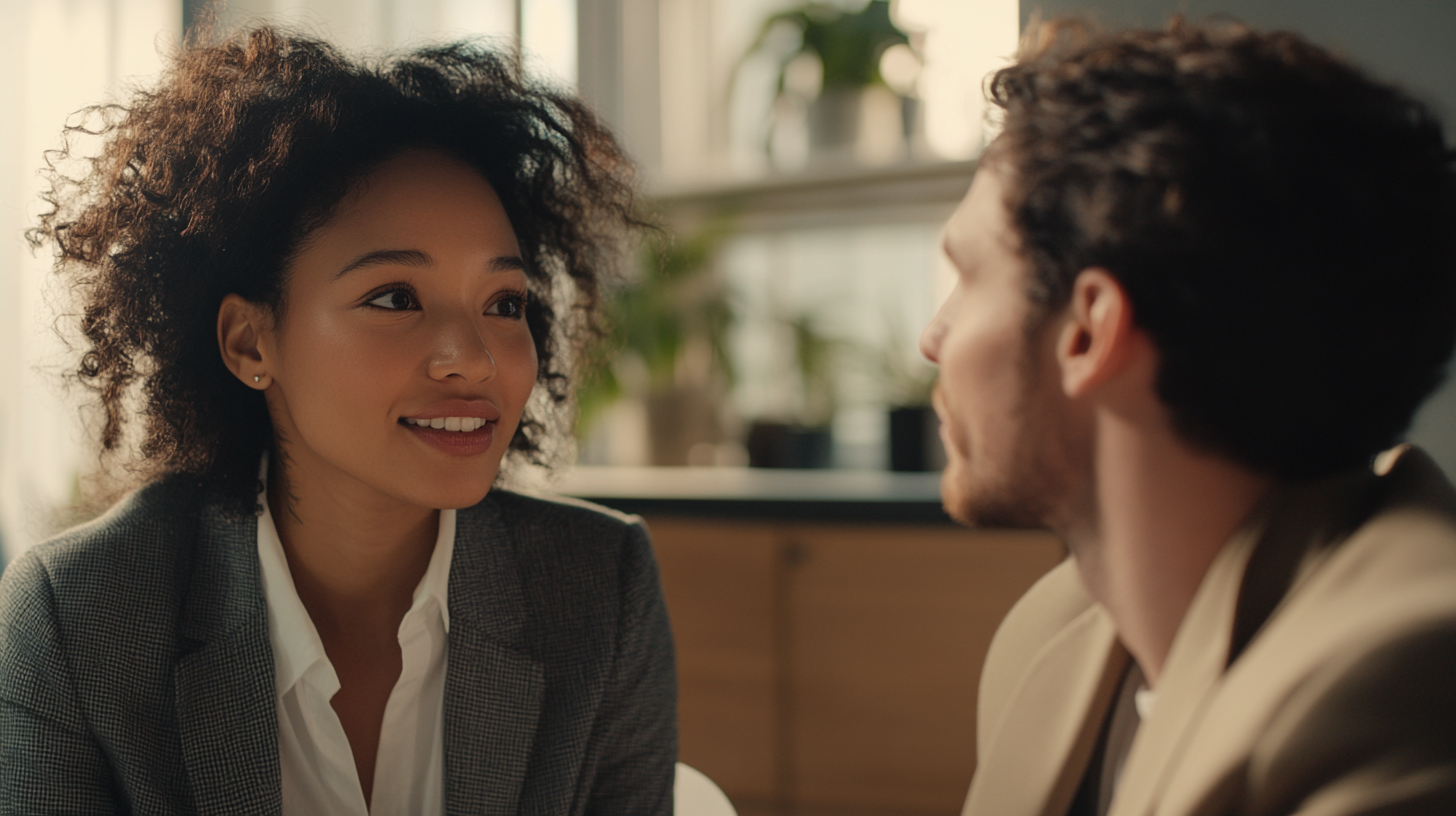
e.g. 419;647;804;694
401;420;496;455
399;398;503;455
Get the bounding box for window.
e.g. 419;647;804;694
1;0;181;561
578;0;1017;468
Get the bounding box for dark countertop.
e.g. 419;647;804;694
553;466;954;524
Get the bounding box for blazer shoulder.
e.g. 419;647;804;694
456;488;653;620
486;488;644;533
1;475;210;664
1275;449;1456;636
475;489;649;568
0;476;207;727
8;476;205;593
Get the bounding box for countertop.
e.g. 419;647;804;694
550;466;953;524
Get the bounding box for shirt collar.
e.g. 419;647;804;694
254;455;456;697
256;483;328;698
414;505;455;634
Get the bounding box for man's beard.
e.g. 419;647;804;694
941;424;1068;529
938;359;1086;532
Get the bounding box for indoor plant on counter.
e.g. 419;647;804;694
745;312;842;469
577;217;737;466
875;332;943;472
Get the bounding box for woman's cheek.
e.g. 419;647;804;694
501;329;540;413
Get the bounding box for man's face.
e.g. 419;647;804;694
920;164;1084;528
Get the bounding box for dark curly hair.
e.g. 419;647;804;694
29;25;642;512
988;17;1456;480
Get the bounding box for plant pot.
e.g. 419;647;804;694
806;86;909;165
746;421;834;469
807;88;862;151
888;405;946;472
645;387;722;466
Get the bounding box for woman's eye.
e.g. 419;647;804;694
366;289;419;311
488;294;527;319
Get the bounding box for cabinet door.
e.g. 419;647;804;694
784;525;1065;815
648;518;780;804
648;517;1066;816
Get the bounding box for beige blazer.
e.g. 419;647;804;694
963;447;1456;816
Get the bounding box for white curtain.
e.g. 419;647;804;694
0;0;180;562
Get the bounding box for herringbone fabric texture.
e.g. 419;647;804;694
0;477;676;815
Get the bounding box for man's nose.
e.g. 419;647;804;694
920;315;945;364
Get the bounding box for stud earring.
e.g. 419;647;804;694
254;375;261;384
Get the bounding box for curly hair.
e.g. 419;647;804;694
987;17;1456;480
30;25;642;512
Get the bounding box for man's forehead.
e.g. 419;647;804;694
944;165;1021;266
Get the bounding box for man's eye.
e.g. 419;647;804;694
488;294;527;319
366;289;419;311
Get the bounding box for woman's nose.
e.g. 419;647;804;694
426;315;498;383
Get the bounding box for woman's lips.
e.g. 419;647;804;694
402;419;496;456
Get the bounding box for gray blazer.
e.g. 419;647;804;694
0;476;676;814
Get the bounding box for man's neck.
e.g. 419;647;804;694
1066;406;1273;688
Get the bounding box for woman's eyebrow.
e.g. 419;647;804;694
334;249;431;279
489;255;526;273
333;250;526;279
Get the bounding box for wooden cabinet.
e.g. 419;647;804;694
648;517;1065;816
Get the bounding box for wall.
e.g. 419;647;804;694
1020;0;1456;477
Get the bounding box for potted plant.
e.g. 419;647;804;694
877;335;942;472
744;0;918;157
577;216;737;466
745;312;842;469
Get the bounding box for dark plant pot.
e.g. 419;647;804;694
746;421;834;469
888;405;946;472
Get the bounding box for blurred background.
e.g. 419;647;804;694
1;2;1453;814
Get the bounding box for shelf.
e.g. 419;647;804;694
648;159;979;232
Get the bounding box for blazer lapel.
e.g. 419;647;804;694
963;603;1126;816
1109;516;1265;816
174;501;282;815
445;500;546;816
1110;463;1402;816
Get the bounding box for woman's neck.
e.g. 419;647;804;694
267;453;439;644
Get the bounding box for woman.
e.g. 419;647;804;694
0;25;674;814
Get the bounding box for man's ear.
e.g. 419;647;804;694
217;294;273;390
1056;268;1142;398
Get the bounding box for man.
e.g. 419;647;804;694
920;17;1456;816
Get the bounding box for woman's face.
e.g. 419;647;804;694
257;149;538;510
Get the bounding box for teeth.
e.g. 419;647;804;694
405;416;486;432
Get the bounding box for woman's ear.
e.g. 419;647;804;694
217;294;273;389
1056;268;1144;398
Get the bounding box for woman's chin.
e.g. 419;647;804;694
400;473;499;511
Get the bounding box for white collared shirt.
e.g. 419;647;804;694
256;480;455;816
